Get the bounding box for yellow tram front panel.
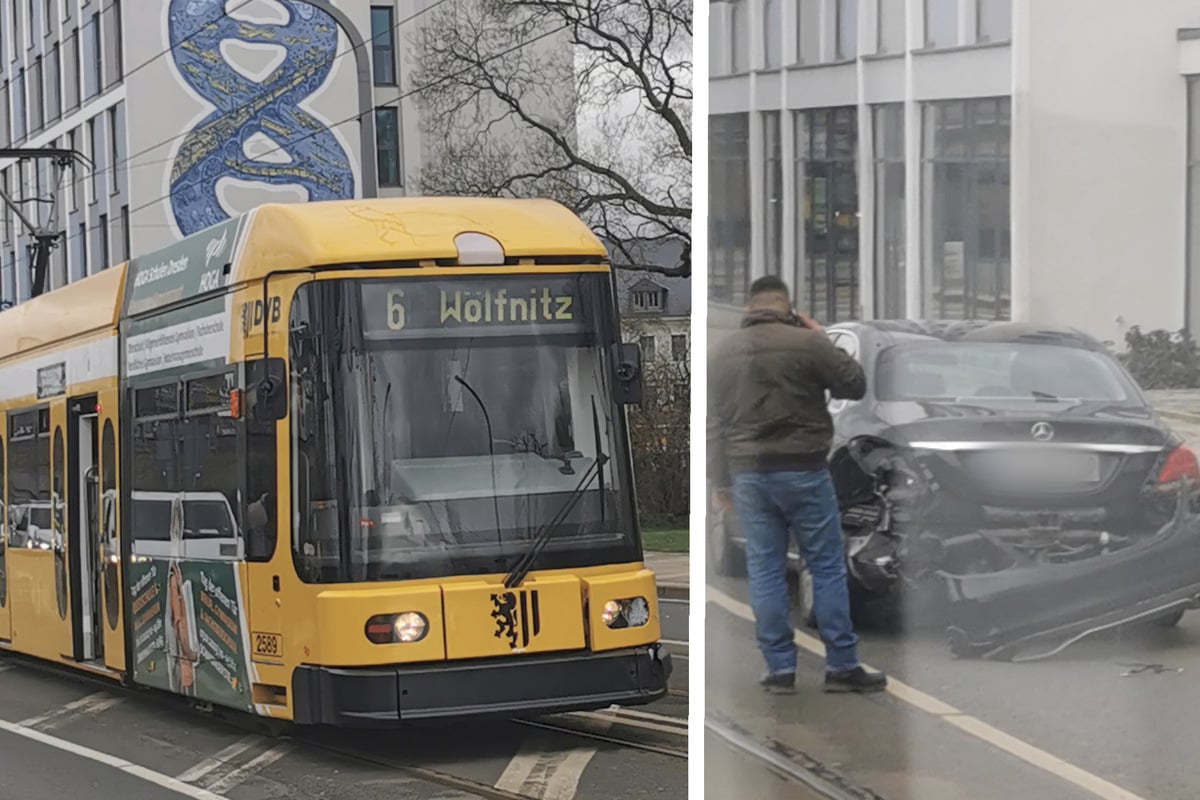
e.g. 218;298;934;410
312;583;446;665
442;574;586;660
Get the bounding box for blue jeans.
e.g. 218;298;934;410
732;469;859;674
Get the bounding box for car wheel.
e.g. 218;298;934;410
708;509;745;578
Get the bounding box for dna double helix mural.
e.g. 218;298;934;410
166;0;356;236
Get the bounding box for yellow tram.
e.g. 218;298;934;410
0;197;671;724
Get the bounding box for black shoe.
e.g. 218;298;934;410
759;671;796;694
823;666;887;693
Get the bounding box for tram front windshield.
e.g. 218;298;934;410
289;272;639;583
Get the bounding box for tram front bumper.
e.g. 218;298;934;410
290;643;673;726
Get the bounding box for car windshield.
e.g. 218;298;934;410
183;500;235;538
289;273;638;583
874;342;1137;403
130;499;172;542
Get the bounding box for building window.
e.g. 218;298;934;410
762;0;780;69
925;0;957;48
797;107;859;323
1187;78;1200;334
29;55;42;131
119;203;129;261
0;81;9;147
108;105;119;193
87;11;100;98
67;128;79;210
64;29;78;110
47;43;60;121
836;0;857;60
709;114;751;306
97;212;107;269
107;0;122;82
632;288;663;311
374;106;401;187
797;0;820;64
77;221;86;274
1;171;8;245
639;335;657;361
13;68;25;141
878;0;905;54
729;0;747;73
873;103;906;318
671;334;687;361
7;0;15;55
922;97;1011;320
24;0;31;47
86;116;97;200
763;110;782;277
976;0;1011;43
370;6;396;85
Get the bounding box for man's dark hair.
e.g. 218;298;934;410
750;275;790;300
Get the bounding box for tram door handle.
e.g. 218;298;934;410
272;575;279;592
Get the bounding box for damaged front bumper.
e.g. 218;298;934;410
934;516;1200;661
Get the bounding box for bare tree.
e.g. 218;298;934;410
412;0;692;277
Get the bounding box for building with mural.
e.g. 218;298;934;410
0;0;430;307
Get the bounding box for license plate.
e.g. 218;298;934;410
975;450;1101;487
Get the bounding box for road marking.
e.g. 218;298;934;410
176;735;260;783
0;663;13;673
0;719;226;799
497;715;614;799
200;742;293;794
20;691;126;729
707;585;1150;800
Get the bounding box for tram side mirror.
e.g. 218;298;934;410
246;358;288;422
614;342;642;405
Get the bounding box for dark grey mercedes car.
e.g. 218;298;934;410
708;320;1200;661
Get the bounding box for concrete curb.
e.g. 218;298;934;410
657;583;689;601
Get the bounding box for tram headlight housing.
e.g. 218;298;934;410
599;596;650;629
364;611;429;644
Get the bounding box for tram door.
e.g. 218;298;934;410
0;413;9;642
67;395;103;664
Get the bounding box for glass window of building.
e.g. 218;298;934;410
370;6;396;85
763;111;782;278
925;0;958;48
878;0;906;54
375;107;401;187
1187;78;1200;333
763;0;781;68
976;0;1012;43
797;107;860;322
797;0;821;64
873;103;906;318
921;96;1011;320
837;0;858;60
730;0;747;72
709;114;751;306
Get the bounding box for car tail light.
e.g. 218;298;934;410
1157;444;1200;488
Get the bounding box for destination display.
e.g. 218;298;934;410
359;274;603;339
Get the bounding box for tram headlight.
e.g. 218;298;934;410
364;612;429;644
599;596;650;629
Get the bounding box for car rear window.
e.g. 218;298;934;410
874;342;1135;402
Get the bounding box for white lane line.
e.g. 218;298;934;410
0;719;226;800
175;735;260;783
571;710;686;737
602;705;688;726
20;691;126;729
707;585;1149;800
496;715;613;799
0;663;13;673
200;742;293;794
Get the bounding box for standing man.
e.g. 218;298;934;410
708;276;887;695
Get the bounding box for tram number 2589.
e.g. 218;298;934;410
252;632;283;660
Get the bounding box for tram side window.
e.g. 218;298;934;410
7;409;51;549
130;384;181;544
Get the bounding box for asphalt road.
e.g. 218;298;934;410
0;604;687;800
707;575;1200;800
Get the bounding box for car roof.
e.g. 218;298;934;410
831;319;1109;352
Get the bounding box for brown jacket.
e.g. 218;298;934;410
707;309;866;486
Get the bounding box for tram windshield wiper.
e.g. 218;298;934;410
504;396;608;589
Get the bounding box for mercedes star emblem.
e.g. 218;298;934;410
1031;422;1054;441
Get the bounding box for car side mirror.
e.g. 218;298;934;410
614;342;643;405
247;358;288;422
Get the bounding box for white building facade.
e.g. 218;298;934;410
710;0;1200;347
0;0;433;308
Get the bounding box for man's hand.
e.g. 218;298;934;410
795;311;824;335
712;488;733;512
